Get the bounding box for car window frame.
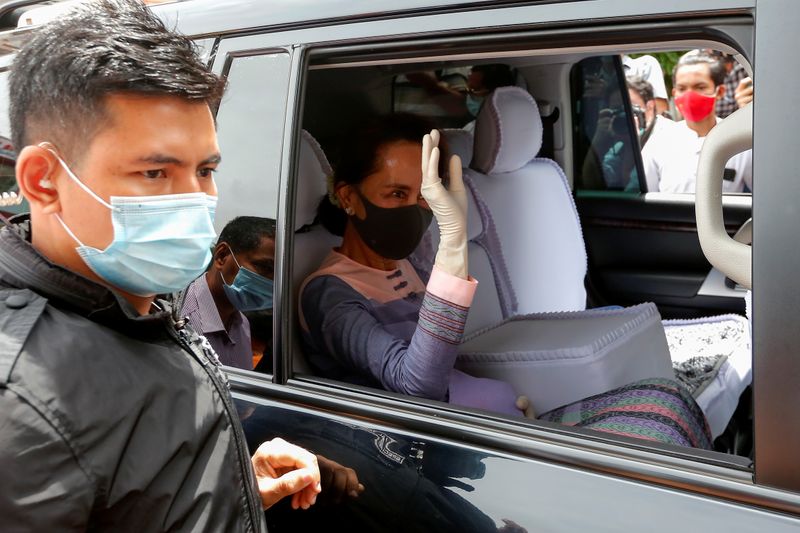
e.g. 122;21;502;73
284;26;757;465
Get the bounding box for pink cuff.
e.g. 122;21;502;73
426;266;477;308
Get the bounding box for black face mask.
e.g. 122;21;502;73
350;189;433;260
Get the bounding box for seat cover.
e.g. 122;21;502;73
470;86;587;314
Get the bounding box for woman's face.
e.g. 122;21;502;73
340;140;429;217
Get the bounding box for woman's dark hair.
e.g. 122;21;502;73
318;113;449;236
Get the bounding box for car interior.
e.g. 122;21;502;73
289;44;754;460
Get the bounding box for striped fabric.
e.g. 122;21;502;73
539;378;713;449
418;291;469;345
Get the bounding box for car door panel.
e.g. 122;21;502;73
578;193;751;318
233;389;800;532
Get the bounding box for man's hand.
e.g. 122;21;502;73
251;438;321;510
317;455;365;504
735;77;753;109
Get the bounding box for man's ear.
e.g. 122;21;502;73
213;241;231;269
16;145;61;214
716;84;726;100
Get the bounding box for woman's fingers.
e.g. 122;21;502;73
422;133;431;176
427;146;440;185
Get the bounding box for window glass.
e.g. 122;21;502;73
572;56;643;193
574;51;753;195
297;49;753;463
215;51;289;227
198;50;290;375
0;69;23;217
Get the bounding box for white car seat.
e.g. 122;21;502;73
291;130;341;374
450;87;751;435
469;86;588;318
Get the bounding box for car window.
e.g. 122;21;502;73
574;50;754;195
572;55;644;193
214;51;289;227
0;68;23;217
292;45;753;466
209;50;291;374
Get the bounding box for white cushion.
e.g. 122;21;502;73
295;130;332;231
457;303;674;415
472;86;543;174
664;314;752;439
464;241;504;334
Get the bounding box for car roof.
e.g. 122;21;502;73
151;0;555;38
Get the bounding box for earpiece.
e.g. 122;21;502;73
39;178;53;189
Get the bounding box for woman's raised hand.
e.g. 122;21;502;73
421;129;469;279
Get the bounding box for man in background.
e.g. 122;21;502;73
182;216;275;369
642;50;752;193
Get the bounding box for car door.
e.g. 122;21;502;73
183;0;800;530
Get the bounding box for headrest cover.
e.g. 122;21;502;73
442;128;474;166
471;86;543;174
295;130;332;231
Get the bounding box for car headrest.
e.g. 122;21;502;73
295;130;332;231
442;128;474;166
471;86;543;174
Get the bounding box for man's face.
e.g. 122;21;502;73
217;235;276;289
627;88;654;127
673;64;723;100
467;70;488;96
33;93;220;293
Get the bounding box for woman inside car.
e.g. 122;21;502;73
299;114;530;418
299;113;712;450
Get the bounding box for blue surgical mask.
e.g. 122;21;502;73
220;246;274;312
45;144;218;297
466;93;485;117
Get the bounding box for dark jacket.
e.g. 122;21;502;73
0;217;266;532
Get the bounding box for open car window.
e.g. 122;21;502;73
282;43;754;467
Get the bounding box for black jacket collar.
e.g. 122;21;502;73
0;215;176;337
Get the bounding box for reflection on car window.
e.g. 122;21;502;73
574;51;754;195
180;50;290;376
572;55;642;193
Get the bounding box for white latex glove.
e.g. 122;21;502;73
421;129;468;279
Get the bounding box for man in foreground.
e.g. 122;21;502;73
0;0;319;530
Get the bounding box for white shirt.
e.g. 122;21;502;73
642;117;753;193
623;55;668;99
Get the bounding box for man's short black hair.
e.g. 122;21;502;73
672;50;727;87
627;75;654;103
9;0;225;161
218;216;276;255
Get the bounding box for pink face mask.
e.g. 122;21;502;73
675;90;717;122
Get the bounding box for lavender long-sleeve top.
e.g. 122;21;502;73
299;250;521;416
